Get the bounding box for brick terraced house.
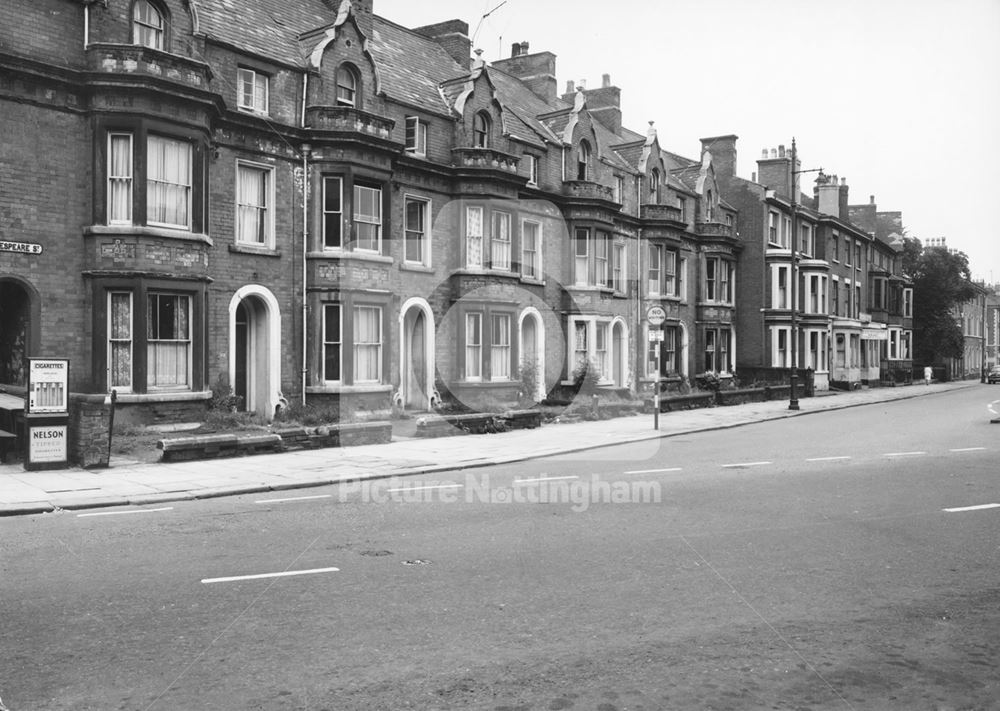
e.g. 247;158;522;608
0;0;739;426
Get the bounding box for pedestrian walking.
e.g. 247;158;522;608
924;365;932;385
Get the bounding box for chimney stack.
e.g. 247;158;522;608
511;42;522;57
566;74;622;133
602;73;611;88
701;135;739;181
414;19;472;69
757;145;798;200
490;43;558;102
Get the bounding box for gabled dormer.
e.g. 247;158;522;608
446;53;520;177
303;0;389;135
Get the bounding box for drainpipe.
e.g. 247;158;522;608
300;144;310;407
635;175;643;395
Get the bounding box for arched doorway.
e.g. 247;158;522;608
0;278;38;386
229;287;281;419
399;298;436;411
518;308;546;401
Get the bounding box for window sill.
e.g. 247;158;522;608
400;263;434;273
453;268;520;279
454;380;516;388
85;225;213;246
307;251;393;264
519;277;546;286
106;390;211;404
306;384;392;395
565;285;614;294
229;244;280;257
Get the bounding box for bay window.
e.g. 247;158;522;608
108;292;133;391
490;314;511;381
323;304;342;382
491;211;511;271
465;313;482;380
323;177;343;249
353;305;382;382
353;183;382;252
705;257;733;303
108;133;133;224
147;135;191;229
147;293;190;389
466;206;484;268
704;327;731;373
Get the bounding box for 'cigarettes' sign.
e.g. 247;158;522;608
28;359;68;414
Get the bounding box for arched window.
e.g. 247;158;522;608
649;168;661;203
133;0;165;50
473;112;491;148
577;140;591;181
336;65;358;107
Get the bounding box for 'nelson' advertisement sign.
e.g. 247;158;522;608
0;240;43;255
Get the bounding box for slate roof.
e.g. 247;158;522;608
370;18;468;112
192;0;330;67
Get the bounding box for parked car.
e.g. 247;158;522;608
987;366;1000;384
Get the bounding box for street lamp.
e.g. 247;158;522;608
788;139;823;411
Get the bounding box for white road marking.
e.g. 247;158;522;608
515;475;579;484
943;503;1000;513
255;494;332;504
624;467;682;474
77;507;173;518
806;456;852;462
201;567;340;584
385;483;463;493
949;447;986;453
884;451;926;457
721;461;772;468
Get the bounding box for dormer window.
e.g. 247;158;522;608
649;168;661;203
577;140;591;181
133;0;165;50
336;65;358;107
473;112;491;148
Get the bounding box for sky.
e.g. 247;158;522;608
377;0;1000;283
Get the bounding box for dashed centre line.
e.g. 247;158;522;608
255;494;332;504
515;475;579;484
943;503;1000;513
721;461;772;469
77;507;173;518
884;451;927;457
624;467;682;474
806;456;852;462
386;483;463;493
950;447;986;453
201;567;340;584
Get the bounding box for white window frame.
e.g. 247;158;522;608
235;161;274;248
147;135;192;230
773;326;790;367
322;177;343;250
403;195;430;266
108;291;133;392
146;292;192;391
521;219;541;280
108;132;133;225
237;68;268;115
773;264;790;309
353;305;383;383
466;206;484;269
465;312;483;381
575;228;591;286
405;116;427;156
525;154;538;186
490;313;512;381
491;211;512;271
352;183;382;253
336;65;357;107
569;316;613;384
322;303;342;383
133;0;164;50
612;240;626;294
768;211;780;246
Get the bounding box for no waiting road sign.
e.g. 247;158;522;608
646;306;666;326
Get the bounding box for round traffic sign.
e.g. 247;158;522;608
646;306;666;326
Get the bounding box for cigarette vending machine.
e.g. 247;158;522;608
24;358;70;471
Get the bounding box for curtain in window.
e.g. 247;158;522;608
354;306;381;382
465;314;482;378
109;293;132;388
147;294;190;388
491;315;511;380
109;135;132;223
237;166;267;244
574;322;588;368
521;222;538;278
148;136;191;228
466;207;483;268
594;324;607;379
491;213;511;270
133;0;163;49
405;199;425;262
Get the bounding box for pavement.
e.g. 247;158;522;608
0;381;984;517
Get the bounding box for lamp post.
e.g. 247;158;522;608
788;139;823;411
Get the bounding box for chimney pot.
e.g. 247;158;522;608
841;177;847;186
579;78;587;90
511;42;521;57
566;80;575;93
752;171;757;182
870;194;875;204
778;144;785;157
520;41;529;54
761;149;768;158
771;149;777;159
602;73;611;88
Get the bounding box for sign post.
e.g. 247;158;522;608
24;358;70;471
646;306;666;430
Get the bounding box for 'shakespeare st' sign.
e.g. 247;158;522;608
0;240;43;255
